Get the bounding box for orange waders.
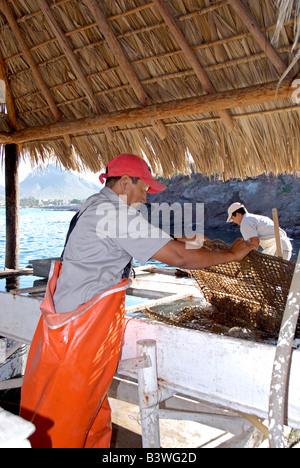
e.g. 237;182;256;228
19;261;130;448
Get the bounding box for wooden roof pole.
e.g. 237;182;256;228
83;0;167;140
227;0;288;77
5;79;294;144
0;132;13;144
0;0;71;147
152;0;234;133
36;0;113;142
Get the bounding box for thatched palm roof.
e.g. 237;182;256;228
0;0;299;180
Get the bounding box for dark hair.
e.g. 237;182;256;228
232;207;247;217
105;176;140;188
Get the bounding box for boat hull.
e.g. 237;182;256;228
0;289;299;428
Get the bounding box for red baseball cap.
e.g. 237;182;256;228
99;154;166;194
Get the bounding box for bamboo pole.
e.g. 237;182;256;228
272;208;283;259
1;79;293;145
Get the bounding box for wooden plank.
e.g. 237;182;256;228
0;268;33;278
11;285;46;295
126;292;195;314
119;317;300;429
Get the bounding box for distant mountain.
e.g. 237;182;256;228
19;165;100;201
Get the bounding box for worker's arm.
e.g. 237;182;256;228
248;236;259;250
152;238;255;270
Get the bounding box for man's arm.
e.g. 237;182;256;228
152;238;255;270
248;236;259;250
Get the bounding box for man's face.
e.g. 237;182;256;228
123;178;149;207
231;212;243;225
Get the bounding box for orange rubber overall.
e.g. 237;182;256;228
20;261;130;448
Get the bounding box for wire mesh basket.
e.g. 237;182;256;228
145;240;298;343
188;240;296;337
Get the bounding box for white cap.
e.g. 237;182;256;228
226;202;247;223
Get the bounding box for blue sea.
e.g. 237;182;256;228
0;207;75;269
0;207;299;290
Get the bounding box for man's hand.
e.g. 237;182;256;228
228;238;256;262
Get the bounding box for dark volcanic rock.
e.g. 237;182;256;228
148;173;300;237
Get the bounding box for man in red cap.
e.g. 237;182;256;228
21;154;254;448
54;153;252;315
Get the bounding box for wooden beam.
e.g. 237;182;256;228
36;0;113;142
0;132;13;144
4;79;295;145
152;0;234;133
227;0;288;76
83;0;167;140
0;0;71;147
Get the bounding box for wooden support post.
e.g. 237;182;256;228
137;339;160;448
5;144;19;270
269;252;300;448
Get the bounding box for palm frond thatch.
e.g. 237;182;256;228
0;0;299;180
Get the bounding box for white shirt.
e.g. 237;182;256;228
240;213;284;243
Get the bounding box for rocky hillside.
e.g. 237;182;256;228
148;173;300;237
1;167;299;237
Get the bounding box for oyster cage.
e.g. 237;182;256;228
145;241;298;344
